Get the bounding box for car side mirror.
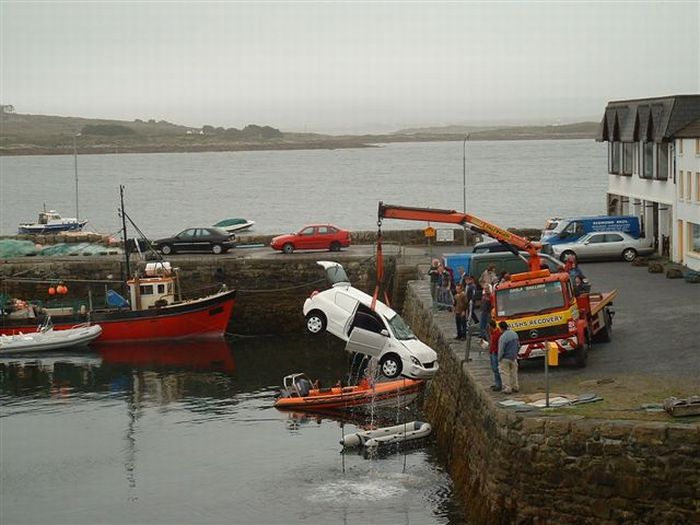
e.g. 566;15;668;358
380;329;389;337
583;241;590;245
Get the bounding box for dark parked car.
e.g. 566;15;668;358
153;227;237;255
472;240;513;254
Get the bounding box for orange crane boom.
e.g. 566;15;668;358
377;202;544;272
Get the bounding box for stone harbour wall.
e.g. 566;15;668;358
0;255;398;335
401;279;700;525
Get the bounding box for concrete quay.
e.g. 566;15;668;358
401;264;699;524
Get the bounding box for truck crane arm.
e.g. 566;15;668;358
377;202;544;272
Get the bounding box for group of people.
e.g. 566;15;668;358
428;259;519;394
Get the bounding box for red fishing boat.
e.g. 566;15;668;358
0;263;236;342
0;186;235;342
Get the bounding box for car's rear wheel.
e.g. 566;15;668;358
282;243;294;254
379;353;403;379
560;250;575;262
212;244;223;255
161;244;173;255
329;241;341;252
305;310;326;335
622;248;637;262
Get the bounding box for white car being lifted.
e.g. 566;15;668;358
303;261;439;380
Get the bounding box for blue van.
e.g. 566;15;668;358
540;216;641;246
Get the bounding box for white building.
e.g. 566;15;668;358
597;95;700;271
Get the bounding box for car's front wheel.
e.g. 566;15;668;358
305;310;327;335
379;353;403;379
161;244;173;255
560;250;575;262
212;244;223;255
622;248;637;262
282;243;294;254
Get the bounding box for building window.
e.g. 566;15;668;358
696;139;700;155
679;139;684;155
157;284;165;294
609;142;621;174
139;285;154;295
622;143;633;175
679;170;684;199
633;143;639;173
642;141;654;179
656;143;669;180
690;223;700;254
696;173;700;202
687;172;692;201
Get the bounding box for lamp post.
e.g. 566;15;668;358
462;134;469;246
73;133;81;220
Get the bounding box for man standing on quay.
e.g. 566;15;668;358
497;321;520;394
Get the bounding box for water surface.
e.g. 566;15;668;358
0;336;464;524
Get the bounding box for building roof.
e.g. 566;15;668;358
596;95;700;142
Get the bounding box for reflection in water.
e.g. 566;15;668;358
0;335;465;524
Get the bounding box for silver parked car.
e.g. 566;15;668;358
551;231;654;262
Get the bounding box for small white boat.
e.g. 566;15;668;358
213;218;255;233
18;209;88;234
0;324;102;354
340;421;432;448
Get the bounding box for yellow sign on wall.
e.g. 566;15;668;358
423;226;436;238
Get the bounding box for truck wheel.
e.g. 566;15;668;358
573;332;591;367
593;310;612;343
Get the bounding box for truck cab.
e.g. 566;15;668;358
492;269;589;365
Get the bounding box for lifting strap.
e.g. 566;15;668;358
371;221;390;311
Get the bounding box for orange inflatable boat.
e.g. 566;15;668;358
274;373;424;411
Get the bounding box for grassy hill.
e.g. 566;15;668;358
0;111;599;156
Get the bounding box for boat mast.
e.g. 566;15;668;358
120;185;131;279
74;133;80;220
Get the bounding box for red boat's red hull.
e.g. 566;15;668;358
0;291;235;343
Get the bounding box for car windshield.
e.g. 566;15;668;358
387;313;415;340
495;281;565;317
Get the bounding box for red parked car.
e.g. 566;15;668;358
270;224;351;254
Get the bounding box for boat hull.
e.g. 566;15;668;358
17;220;89;235
274;378;424;411
0;324;103;354
0;290;236;343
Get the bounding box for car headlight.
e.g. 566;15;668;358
410;356;421;366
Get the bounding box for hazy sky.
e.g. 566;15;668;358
1;1;698;133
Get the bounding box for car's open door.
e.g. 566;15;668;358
345;327;391;358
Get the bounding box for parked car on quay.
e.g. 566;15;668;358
152;227;237;255
551;231;654;262
303;261;439;380
270;224;351;254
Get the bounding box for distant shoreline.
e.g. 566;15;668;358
0;133;595;157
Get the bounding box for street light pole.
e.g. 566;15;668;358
462;134;469;246
73;133;80;220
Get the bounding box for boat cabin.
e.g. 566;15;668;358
38;211;63;224
126;262;177;310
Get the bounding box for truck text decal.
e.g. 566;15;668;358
507;315;565;329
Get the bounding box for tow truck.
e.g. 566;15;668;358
377;202;616;366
